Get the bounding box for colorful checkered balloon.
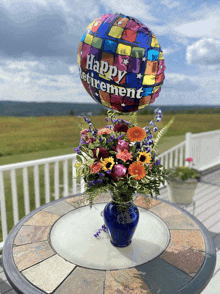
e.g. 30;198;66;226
77;13;165;113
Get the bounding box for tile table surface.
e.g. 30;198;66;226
2;193;216;294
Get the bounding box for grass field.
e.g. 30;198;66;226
1;113;220;157
0;113;219;254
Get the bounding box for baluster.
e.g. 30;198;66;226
165;154;168;169
34;165;41;208
72;157;77;195
22;167;30;215
160;155;164;166
169;151;173;169
174;148;178;167
63;159;69;197
80;156;85;193
0;171;8;240
54;161;59;200
44;163;50;204
10;169;19;226
180;145;183;167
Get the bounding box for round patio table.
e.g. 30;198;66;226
2;193;216;294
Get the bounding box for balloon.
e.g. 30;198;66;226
77;13;165;113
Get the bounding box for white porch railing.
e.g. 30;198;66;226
157;130;220;171
0;154;85;251
0;129;219;251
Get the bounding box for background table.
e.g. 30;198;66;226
3;193;216;294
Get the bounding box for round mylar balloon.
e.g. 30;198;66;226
77;13;165;113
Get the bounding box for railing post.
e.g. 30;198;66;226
185;132;192;166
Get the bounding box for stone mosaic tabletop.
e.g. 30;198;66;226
2;193;216;294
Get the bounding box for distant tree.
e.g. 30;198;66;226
138;107;154;115
69;110;74;116
100;109;108;115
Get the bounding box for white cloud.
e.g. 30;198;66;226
99;0;158;22
162;47;175;56
174;16;219;38
69;65;79;74
186;38;220;66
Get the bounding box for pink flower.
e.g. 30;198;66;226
81;129;89;135
98;128;111;135
110;164;127;182
116;149;133;163
90;162;102;174
185;157;193;162
86;137;95;144
116;139;130;152
148;163;152;170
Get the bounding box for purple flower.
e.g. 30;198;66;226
156;117;162;122
155;160;160;166
92;130;98;136
153;127;158;132
144;127;150;133
88;180;95;187
145;147;151;153
120;119;131;125
136;142;141;151
95;179;103;184
148;139;153;145
98;172;104;178
149;120;155;126
94;224;108;237
74;147;81;154
147;133;153;139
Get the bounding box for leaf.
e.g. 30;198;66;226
130;178;138;188
96;148;99;158
116;180;125;187
76;155;83;163
88;143;95;149
89;150;93;157
74;162;82;168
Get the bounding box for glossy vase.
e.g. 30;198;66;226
103;193;139;247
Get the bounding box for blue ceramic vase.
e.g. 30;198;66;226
103;194;139;247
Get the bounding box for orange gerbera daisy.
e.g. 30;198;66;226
127;126;146;142
128;162;145;180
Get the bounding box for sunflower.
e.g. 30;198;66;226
128;162;145;180
137;151;151;164
101;157;115;171
127;126;146;142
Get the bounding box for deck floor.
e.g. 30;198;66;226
0;168;220;293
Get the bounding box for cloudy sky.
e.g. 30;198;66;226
0;0;220;105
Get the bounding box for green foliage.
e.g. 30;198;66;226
69;110;74;116
152;116;175;155
166;166;200;181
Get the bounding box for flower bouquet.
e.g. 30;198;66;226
74;109;173;209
